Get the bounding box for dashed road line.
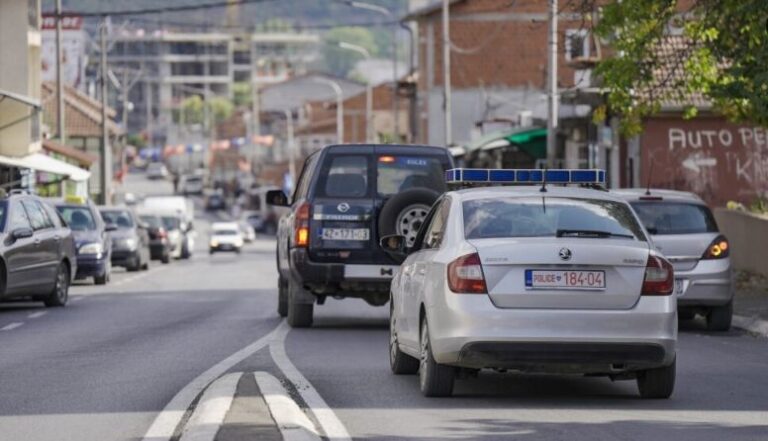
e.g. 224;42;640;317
179;372;241;441
0;322;24;331
27;311;47;319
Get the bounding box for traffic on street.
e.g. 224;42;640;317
1;1;768;441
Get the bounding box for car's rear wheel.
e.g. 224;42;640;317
277;275;288;317
637;358;676;399
161;252;170;264
287;278;313;328
390;302;419;375
419;318;454;397
379;188;440;249
44;263;69;307
706;301;732;331
94;271;108;285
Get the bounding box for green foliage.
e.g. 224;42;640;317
126;133;147;148
594;0;768;136
178;95;233;125
321;27;379;78
209;97;234;123
232;82;252;108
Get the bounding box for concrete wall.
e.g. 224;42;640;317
714;208;768;277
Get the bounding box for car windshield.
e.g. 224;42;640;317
0;201;6;231
139;215;161;229
630;201;718;235
101;210;134;228
161;216;181;231
463;197;646;240
57;206;97;231
214;230;239;236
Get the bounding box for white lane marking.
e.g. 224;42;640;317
178;372;241;441
0;322;24;331
733;314;768;338
27;311;47;319
70;296;85;302
270;321;352;441
254;371;321;441
141;325;282;441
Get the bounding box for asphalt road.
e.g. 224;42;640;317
0;173;766;441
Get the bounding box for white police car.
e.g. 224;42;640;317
381;169;677;398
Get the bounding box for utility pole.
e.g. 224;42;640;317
282;109;296;190
100;17;112;205
55;0;65;143
546;0;559;168
442;0;452;146
338;41;373;142
312;77;344;143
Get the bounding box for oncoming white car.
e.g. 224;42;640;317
382;169;677;398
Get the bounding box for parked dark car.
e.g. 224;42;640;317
53;197;113;285
137;214;172;264
0;191;76;307
205;191;226;211
268;144;454;327
99;206;151;272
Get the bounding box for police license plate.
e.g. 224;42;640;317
321;228;370;241
525;270;606;290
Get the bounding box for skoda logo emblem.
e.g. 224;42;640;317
559;248;572;261
337;202;350;213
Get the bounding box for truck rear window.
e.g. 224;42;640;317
315;154;448;198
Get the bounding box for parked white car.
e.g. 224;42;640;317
384;169;677;399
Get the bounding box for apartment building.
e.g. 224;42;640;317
107;28;319;145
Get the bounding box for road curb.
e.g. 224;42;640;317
733;314;768;337
179;372;241;441
254;371;321;441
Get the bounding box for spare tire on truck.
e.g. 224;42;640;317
379;188;440;250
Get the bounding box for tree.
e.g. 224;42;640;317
591;0;768;135
233;82;252;108
209;97;234;123
180;95;204;125
321;27;379;78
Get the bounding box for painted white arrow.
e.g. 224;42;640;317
682;156;717;173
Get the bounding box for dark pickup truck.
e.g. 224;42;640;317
268;144;454;327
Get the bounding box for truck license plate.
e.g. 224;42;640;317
321;228;370;241
525;270;606;290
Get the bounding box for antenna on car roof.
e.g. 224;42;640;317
645;159;656;196
540;167;548;193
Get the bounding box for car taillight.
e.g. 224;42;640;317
642;254;674;296
447;253;487;294
157;229;167;239
702;235;729;259
294;202;310;247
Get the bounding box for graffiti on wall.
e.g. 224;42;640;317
642;118;768;206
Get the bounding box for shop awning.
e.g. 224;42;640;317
465;127;547;159
0;153;90;182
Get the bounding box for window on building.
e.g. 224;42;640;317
565;29;590;61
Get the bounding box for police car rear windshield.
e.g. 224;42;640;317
316;155;447;198
463;197;646;240
630;202;718;235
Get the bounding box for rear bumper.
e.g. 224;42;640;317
111;249;140;267
210;244;241;252
428;293;677;373
289;248;394;297
75;255;108;279
676;259;733;307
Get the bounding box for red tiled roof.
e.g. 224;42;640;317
42;139;96;166
41;82;122;137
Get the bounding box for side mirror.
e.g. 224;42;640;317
11;227;34;241
105;223;118;232
266;190;289;207
380;234;407;255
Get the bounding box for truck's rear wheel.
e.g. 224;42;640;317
379;188;440;249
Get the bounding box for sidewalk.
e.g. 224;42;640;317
733;270;768;337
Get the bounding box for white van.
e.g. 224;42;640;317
139;196;195;258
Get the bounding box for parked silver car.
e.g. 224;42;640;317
384;170;677;399
614;189;733;331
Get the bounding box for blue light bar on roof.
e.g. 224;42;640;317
445;168;606;185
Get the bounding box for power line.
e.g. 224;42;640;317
45;0;278;18
124;16;398;32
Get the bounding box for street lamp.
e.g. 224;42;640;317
337;41;373;143
312;77;345;143
339;1;399;137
